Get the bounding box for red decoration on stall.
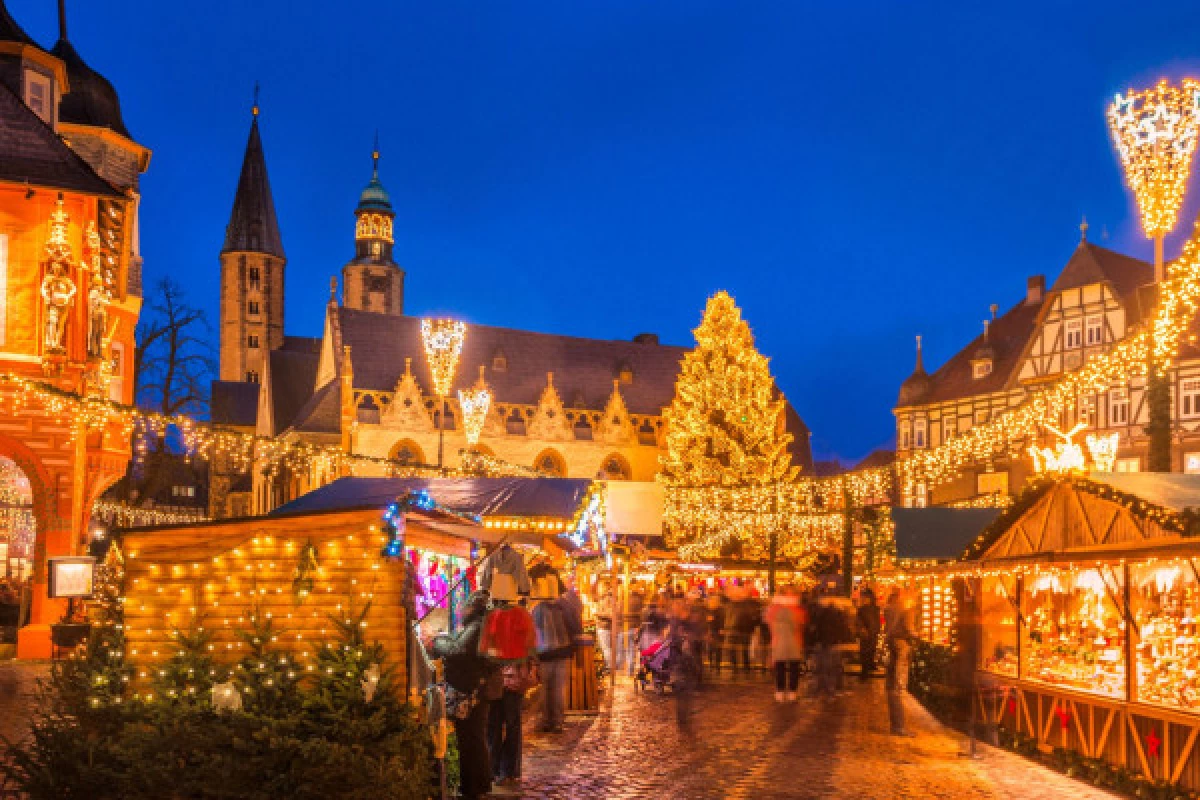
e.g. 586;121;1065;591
1005;697;1017;717
1146;729;1162;759
1054;706;1070;731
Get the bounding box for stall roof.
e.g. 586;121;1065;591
1088;472;1200;512
271;477;593;520
891;507;1002;562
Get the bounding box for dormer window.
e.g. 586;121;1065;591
617;362;634;384
24;70;51;124
972;360;992;379
492;351;508;372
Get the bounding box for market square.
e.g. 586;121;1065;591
3;1;1200;798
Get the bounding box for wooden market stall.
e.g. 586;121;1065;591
943;474;1200;790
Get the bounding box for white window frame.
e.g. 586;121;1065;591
23;70;51;123
943;416;957;442
1086;316;1103;346
1065;319;1083;349
899;421;911;450
1182;378;1200;418
1110;388;1129;425
913;418;927;449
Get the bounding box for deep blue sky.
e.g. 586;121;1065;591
12;1;1200;463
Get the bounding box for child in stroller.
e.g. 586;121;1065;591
637;637;683;692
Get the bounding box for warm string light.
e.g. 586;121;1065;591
1108;79;1200;239
419;318;466;398
92;500;208;528
457;385;492;448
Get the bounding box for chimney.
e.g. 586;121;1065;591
632;332;659;345
1026;275;1045;305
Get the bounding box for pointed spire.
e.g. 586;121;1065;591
372;130;380;178
57;0;67;41
222;94;285;258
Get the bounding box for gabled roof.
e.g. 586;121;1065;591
0;81;121;196
904;241;1153;408
221;114;284;258
211;380;260;428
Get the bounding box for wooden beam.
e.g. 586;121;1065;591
1128;713;1152;778
1096;707;1115;761
1170;725;1198;784
1072;700;1089;757
1021;690;1035;738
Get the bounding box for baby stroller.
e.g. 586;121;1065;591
636;636;686;693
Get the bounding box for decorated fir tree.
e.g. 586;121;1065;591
233;608;302;714
150;619;218;707
660;290;795;488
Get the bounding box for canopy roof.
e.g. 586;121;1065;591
271;476;593;520
891;507;1002;562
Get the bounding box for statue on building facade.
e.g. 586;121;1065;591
85;223;111;359
41;197;78;356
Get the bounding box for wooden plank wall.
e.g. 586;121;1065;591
977;680;1200;790
121;509;410;694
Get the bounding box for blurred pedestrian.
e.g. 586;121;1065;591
856;589;882;681
431;591;494;800
595;583;615;674
885;588;917;736
486;577;534;787
729;587;760;673
622;586;645;676
704;590;726;673
531;575;582;733
765;586;806;702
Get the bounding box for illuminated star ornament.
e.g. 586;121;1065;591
1107;79;1200;239
1146;728;1162;759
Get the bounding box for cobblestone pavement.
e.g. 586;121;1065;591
0;662;45;748
513;674;1119;800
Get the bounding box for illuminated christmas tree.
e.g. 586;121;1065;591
661;291;794;488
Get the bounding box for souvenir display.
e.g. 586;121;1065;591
1131;563;1200;710
1020;568;1125;699
980;576;1018;677
918;581;957;647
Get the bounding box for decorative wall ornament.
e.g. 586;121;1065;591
40;196;78;357
457;367;492;447
528;372;569;440
599;379;634;444
85;222;111;360
382;358;434;431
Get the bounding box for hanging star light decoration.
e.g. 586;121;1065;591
419;319;466;398
1085;431;1120;473
1107;79;1200;238
1029;423;1088;475
457;382;491;448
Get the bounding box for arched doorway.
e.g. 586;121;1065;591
0;455;35;624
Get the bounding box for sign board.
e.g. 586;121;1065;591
47;556;95;599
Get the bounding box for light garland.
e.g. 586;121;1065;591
457;385;491;448
92;500;209;528
1107;79;1200;238
419;319;466;399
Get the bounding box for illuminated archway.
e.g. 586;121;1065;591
533;448;567;478
389;439;426;467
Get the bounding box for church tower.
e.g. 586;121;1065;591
342;143;404;315
219;99;285;383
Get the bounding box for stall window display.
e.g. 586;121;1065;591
408;548;467;631
1131;562;1200;710
981;575;1019;677
918;581;957;648
1021;568;1126;699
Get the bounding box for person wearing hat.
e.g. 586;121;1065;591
530;574;581;733
431;591;494;799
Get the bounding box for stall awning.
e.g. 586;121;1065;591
892;507;1002;562
271;477;593;519
1088;472;1200;512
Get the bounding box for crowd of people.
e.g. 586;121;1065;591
423;554;920;799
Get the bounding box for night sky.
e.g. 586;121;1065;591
11;1;1200;463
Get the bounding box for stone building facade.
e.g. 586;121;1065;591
209;126;813;517
0;1;148;656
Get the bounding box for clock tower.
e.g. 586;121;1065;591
341;144;404;315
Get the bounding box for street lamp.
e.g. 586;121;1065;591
420;318;467;470
1107;79;1200;282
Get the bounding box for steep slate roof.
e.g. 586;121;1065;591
0;81;120;196
330;308;812;468
221;115;284;258
287;380;340;435
211;380;260;428
268;347;319;436
911;241;1153;407
51;36;131;138
0;0;37;45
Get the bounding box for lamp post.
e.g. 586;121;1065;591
1108;80;1200;472
420;319;467;471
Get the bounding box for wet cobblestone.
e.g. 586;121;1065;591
514;674;1118;800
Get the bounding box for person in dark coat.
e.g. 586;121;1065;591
856;589;882;681
431;591;493;800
